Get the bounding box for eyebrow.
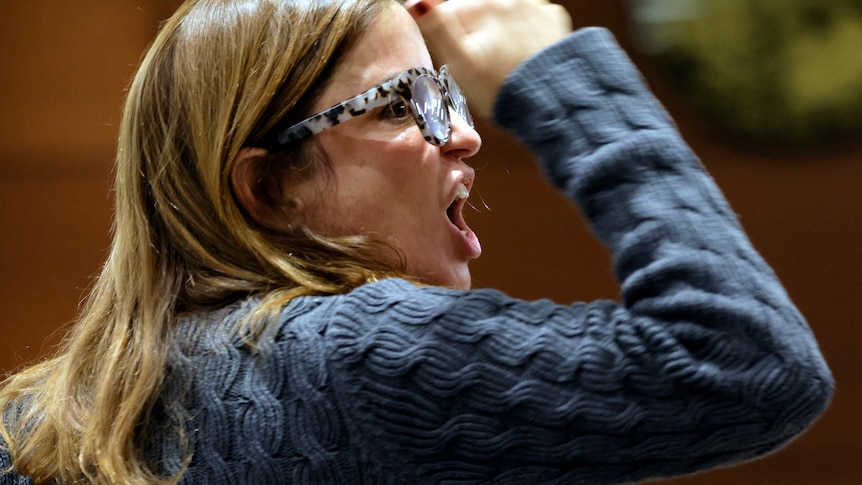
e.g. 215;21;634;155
367;69;411;89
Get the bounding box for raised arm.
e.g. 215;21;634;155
317;2;834;483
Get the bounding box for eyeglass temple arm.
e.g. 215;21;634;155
275;81;410;146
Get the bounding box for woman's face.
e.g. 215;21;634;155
292;3;483;289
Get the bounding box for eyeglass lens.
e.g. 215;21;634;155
444;76;473;128
411;71;474;145
412;75;449;142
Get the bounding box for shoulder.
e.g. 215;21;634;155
319;278;596;365
177;279;580;376
325;277;541;329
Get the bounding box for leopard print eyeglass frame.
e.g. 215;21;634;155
269;65;473;148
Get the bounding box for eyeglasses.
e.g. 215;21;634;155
269;65;473;147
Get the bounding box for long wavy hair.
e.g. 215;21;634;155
0;0;405;482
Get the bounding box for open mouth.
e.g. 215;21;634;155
445;181;482;259
447;182;470;234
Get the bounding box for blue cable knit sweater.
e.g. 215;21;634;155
1;28;833;484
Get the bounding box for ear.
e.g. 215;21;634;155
230;147;287;230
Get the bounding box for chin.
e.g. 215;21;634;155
415;273;470;289
410;260;472;289
439;268;472;290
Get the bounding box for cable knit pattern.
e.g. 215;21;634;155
1;28;833;484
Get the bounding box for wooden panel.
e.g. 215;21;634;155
0;166;112;370
0;0;178;365
0;1;858;483
0;0;177;164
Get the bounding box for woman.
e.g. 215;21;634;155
0;0;833;483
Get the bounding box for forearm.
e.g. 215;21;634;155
494;26;833;443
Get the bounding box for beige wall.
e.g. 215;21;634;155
1;1;858;483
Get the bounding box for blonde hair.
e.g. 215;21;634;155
0;0;405;483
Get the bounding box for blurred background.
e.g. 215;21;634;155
1;0;859;483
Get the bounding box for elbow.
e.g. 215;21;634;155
756;357;835;451
790;363;835;432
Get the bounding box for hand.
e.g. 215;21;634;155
405;0;572;118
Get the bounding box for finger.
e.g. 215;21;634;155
404;0;473;65
403;0;442;20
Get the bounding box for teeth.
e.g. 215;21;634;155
456;183;469;200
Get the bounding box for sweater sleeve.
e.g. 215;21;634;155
323;28;834;484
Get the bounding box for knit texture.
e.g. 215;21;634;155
1;28;833;485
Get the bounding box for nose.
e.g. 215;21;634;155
444;109;481;160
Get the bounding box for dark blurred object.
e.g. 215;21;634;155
627;0;862;147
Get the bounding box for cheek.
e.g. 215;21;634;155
327;129;435;182
286;177;331;231
295;130;438;235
